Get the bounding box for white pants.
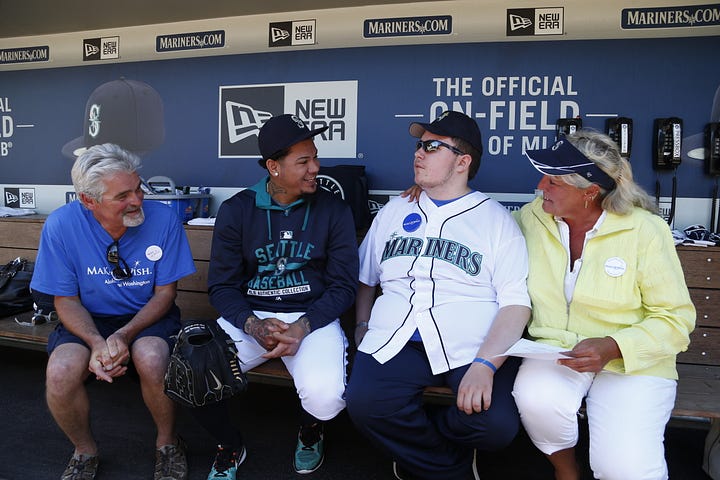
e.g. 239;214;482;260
512;357;676;480
217;312;348;421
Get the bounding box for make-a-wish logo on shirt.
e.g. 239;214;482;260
403;213;422;232
87;260;151;278
87;259;153;287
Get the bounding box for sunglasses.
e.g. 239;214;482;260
107;241;133;280
15;310;59;327
415;139;465;156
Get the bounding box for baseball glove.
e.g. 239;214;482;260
164;320;248;408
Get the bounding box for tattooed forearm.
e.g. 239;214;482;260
245;315;275;338
297;316;311;335
243;314;258;335
245;314;281;349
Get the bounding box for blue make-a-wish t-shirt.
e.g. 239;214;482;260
31;200;196;316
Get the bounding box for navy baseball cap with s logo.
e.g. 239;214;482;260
62;78;165;159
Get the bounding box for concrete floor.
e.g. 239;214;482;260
0;346;712;480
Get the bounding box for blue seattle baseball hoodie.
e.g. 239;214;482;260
208;177;359;332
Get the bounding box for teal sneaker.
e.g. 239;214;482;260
293;423;324;474
207;445;246;480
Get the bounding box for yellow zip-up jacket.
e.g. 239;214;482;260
515;197;695;379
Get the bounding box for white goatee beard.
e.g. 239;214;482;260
123;207;145;227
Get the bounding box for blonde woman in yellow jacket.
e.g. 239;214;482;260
512;130;695;480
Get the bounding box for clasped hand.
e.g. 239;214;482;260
88;331;130;382
250;317;305;358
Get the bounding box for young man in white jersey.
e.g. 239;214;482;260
345;111;531;480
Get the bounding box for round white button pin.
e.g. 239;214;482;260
604;257;626;277
146;245;163;261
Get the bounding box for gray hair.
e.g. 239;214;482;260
560;129;657;215
71;143;141;201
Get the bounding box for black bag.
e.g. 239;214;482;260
0;257;34;317
164;320;248;408
318;165;371;232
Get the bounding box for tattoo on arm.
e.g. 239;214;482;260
245;315;280;348
243;314;258;335
255;322;276;339
298;316;311;335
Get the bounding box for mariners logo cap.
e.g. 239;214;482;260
257;114;329;167
62;78;165;159
524;138;616;190
409;110;483;155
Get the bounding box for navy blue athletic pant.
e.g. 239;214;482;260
345;342;521;480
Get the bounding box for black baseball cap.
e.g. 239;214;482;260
62;78;165;159
409;110;483;155
524;138;616;190
257;114;328;168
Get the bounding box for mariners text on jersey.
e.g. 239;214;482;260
381;235;483;276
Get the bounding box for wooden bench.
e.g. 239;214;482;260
1;214;719;473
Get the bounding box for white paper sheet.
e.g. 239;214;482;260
496;338;572;360
0;207;36;217
187;217;216;226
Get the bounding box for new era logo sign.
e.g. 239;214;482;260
269;20;316;47
4;187;35;208
507;8;563;36
83;36;120;61
218;81;358;159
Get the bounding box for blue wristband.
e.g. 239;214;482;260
473;357;497;373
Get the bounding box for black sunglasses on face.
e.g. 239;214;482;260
107;241;133;280
415;139;465;156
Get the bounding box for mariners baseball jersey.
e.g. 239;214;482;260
358;191;530;374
